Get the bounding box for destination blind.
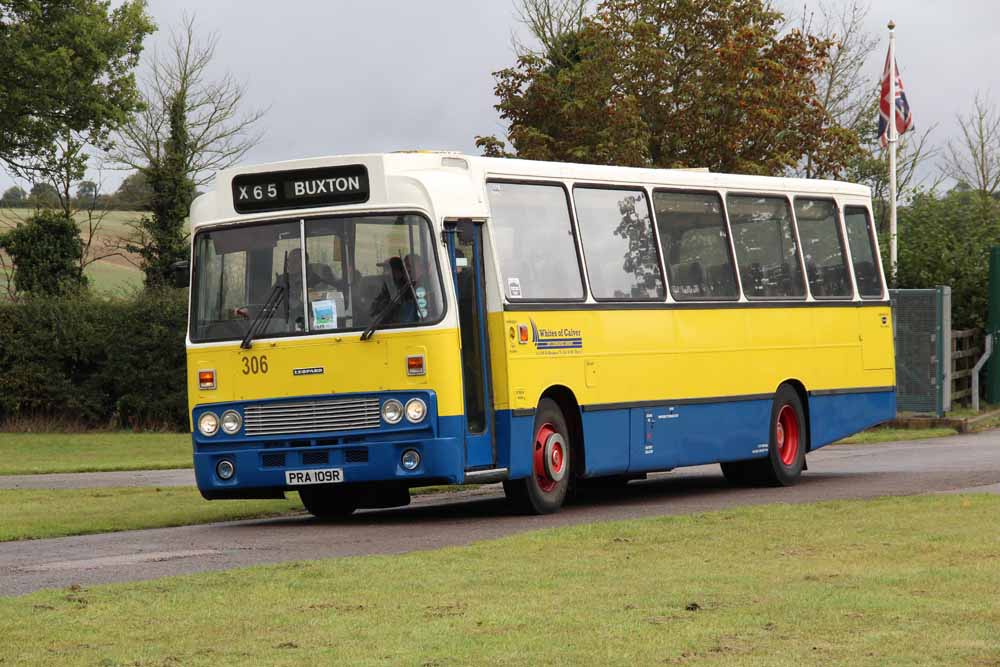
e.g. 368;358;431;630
232;164;370;213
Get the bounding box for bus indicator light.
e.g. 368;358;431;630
407;355;426;376
198;369;216;390
518;324;529;344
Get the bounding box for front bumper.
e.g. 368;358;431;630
192;392;465;499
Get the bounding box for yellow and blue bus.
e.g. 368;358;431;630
184;153;895;516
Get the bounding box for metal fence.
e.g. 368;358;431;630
890;287;949;416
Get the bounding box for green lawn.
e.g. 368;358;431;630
835;426;958;445
1;494;997;665
0;486;302;542
0;432;191;475
0;208;147;296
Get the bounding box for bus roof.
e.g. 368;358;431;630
190;152;872;229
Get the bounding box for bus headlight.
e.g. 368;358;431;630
220;410;242;435
382;399;404;424
198;412;219;437
405;398;427;423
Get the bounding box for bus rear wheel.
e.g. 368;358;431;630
503;398;571;514
299;485;359;519
721;385;806;487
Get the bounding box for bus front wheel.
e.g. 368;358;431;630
299;485;359;519
721;385;806;487
503;398;572;514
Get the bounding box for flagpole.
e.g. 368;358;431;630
888;20;898;283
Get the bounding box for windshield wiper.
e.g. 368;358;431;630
240;282;286;350
361;279;414;341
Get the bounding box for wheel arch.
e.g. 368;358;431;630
539;384;585;478
777;378;811;451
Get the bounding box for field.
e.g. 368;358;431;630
0;433;191;475
0;208;147;296
0;494;997;665
0;486;303;542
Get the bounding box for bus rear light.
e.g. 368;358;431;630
198;369;216;390
407;355;426;376
518;325;529;344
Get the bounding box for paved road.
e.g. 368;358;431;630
0;468;194;490
2;432;999;597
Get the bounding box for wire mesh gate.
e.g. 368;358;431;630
889;287;949;416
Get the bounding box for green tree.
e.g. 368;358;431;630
894;190;1000;329
113;172;153;209
0;0;154;177
479;0;857;176
0;211;86;297
129;92;194;288
29;183;60;209
1;186;27;206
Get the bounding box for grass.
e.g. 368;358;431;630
0;486;303;542
0;432;191;475
0;207;147;297
0;494;998;665
834;426;958;445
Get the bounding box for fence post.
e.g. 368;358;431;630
942;286;952;411
973;334;993;413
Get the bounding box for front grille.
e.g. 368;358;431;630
244;398;381;437
345;448;368;463
262;453;286;468
302;451;329;465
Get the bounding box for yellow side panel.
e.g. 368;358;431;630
859;306;895;371
495;306;895;411
187;328;465;416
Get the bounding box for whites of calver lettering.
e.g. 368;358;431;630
292;176;361;198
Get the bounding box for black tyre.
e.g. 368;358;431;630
298;485;359;519
503;398;572;514
720;384;807;487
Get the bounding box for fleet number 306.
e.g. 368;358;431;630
241;355;268;375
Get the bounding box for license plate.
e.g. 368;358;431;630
285;468;344;486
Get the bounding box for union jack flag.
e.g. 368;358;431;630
878;48;914;148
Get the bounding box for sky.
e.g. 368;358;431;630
2;0;998;194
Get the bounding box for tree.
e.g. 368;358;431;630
109;15;267;187
76;181;99;206
942;93;1000;200
797;0;877;179
1;187;26;207
894;190;1000;329
0;211;86;297
479;0;857;176
114;172;154;210
29;183;60;209
0;0;154;177
127;91;195;288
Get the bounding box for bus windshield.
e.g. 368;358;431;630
190;214;444;343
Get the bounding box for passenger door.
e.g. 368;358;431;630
444;220;495;469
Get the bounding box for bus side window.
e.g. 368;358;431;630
727;195;806;299
844;206;883;299
486;181;585;301
794;198;852;299
573;187;664;301
652;190;739;301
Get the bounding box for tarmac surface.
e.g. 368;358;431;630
2;432;999;597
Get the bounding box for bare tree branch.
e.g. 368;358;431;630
942;91;1000;197
512;0;591;64
107;14;268;187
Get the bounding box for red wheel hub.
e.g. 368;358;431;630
776;405;800;466
533;423;566;493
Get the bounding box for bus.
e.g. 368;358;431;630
184;152;895;516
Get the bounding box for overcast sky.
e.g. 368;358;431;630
3;0;997;193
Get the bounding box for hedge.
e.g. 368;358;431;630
0;290;188;430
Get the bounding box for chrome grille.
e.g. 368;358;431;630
244;398;381;436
